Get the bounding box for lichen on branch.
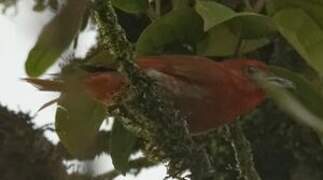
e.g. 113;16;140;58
93;0;212;179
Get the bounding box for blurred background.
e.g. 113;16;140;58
2;0;323;180
0;0;166;179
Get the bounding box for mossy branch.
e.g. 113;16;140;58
0;105;67;180
93;0;213;179
225;123;261;180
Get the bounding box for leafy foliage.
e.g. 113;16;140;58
136;6;203;55
195;0;235;30
25;0;88;77
273;8;323;74
18;0;323;179
252;66;323;134
195;0;275;56
112;0;148;14
55;92;106;158
110;120;137;174
268;0;323;74
196;25;271;56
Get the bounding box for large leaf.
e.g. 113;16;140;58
196;25;270;56
268;0;323;74
172;0;191;10
136;7;204;55
269;66;323;119
55;93;106;158
195;0;274;56
226;13;275;39
252;66;323;133
110;119;137;174
267;0;323;29
25;0;88;77
273;8;323;74
195;0;275;39
195;0;235;30
112;0;148;14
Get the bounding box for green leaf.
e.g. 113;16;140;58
110;120;137;174
25;0;88;77
55;93;106;158
195;0;235;30
268;0;323;28
194;0;274;56
195;0;275;39
252;66;323;133
136;7;204;55
226;13;275;39
273;8;323;74
268;0;323;74
196;25;270;56
87;50;116;67
270;66;323;119
112;0;148;14
172;0;191;10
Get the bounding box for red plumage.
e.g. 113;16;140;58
25;55;267;133
82;55;267;133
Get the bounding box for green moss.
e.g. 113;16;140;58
93;0;213;179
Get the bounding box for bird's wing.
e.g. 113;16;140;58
136;55;230;85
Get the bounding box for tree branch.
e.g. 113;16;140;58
93;0;213;179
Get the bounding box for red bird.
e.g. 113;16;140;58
26;55;267;133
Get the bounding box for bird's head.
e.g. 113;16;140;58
220;59;269;99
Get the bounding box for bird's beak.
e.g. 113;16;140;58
247;69;295;90
265;76;296;89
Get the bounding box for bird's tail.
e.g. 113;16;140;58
23;78;63;111
23;78;65;92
